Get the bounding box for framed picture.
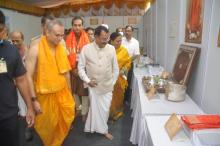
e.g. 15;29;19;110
165;113;182;140
172;45;200;86
128;17;137;24
185;0;204;44
90;18;98;25
218;27;220;47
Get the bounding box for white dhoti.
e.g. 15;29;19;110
17;89;27;117
84;88;112;134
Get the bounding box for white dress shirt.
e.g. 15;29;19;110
122;37;140;58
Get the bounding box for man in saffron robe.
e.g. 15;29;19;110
109;32;131;121
26;20;75;146
65;16;90;121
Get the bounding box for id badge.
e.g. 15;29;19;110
0;58;7;73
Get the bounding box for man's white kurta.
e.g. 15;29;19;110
122;37;140;58
78;42;119;134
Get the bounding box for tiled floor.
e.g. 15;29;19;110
26;105;136;146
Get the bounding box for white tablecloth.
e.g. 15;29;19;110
183;124;220;146
130;66;203;145
145;116;220;146
145;116;193;146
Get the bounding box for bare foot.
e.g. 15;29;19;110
104;133;114;140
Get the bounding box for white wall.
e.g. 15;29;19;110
0;8;41;45
143;0;220;114
184;0;213;106
143;9;152;56
1;8;144;47
165;0;181;72
59;16;144;47
152;3;157;61
144;0;181;70
201;0;220;114
156;0;166;67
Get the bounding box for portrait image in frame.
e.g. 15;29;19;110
172;45;200;86
185;0;204;44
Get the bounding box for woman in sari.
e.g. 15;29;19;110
109;32;131;121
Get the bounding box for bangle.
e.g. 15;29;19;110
31;97;37;102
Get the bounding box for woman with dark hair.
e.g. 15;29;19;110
109;32;131;121
85;27;94;42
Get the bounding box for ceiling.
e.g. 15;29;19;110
1;0;154;16
14;0;108;8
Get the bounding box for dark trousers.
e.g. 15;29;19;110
124;63;134;104
18;116;28;146
0;116;19;146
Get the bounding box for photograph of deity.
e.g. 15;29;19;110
185;0;204;44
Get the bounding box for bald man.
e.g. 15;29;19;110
10;30;27;117
10;31;27;60
10;31;34;144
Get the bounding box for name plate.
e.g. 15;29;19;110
146;86;157;100
165;113;182;140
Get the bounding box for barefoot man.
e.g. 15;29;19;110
78;25;119;140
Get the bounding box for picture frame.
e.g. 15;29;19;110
172;45;200;86
90;18;98;25
165;113;182;140
128;17;137;24
185;0;204;44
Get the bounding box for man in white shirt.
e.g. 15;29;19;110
122;25;140;61
78;25;119;140
122;25;140;104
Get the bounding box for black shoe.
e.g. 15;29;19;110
25;128;34;141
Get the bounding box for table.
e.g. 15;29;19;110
145;116;220;146
145;116;193;146
129;65;203;145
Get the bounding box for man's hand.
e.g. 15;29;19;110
33;100;42;115
26;107;35;128
72;69;78;76
88;79;97;87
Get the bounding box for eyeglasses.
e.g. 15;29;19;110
55;33;64;38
